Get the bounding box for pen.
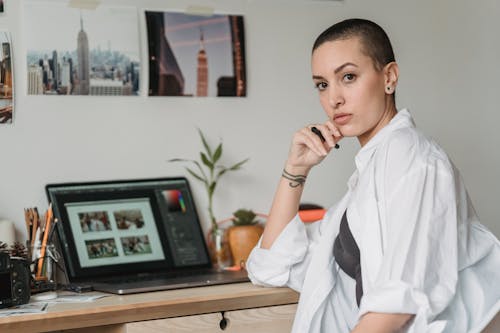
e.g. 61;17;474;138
25;209;34;246
311;126;339;149
47;218;58;248
46;250;53;282
32;227;41;262
36;204;53;280
31;208;39;248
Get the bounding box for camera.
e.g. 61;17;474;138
0;252;31;308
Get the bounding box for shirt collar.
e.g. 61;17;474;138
354;108;415;173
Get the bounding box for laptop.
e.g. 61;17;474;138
46;177;249;295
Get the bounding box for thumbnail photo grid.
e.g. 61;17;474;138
78;208;151;260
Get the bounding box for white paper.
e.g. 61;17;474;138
0;291;110;317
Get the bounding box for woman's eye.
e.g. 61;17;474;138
343;73;356;82
315;82;328;91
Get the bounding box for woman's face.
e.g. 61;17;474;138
311;37;396;146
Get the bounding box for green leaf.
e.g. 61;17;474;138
208;182;217;197
198;129;213;159
216;168;228;179
185;167;206;184
168;158;191;163
229;158;249;170
200;152;213;170
213;143;223;164
169;158;208;180
232;209;258;226
192;160;208;180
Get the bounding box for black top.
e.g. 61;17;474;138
333;210;363;306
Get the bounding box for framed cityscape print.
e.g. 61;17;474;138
146;11;246;97
24;1;140;96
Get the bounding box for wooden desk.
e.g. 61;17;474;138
0;283;299;333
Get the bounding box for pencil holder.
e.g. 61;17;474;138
29;242;60;293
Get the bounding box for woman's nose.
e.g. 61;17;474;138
328;86;344;109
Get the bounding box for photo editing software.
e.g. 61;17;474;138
47;178;210;278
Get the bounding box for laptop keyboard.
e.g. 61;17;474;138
99;269;215;284
88;269;249;294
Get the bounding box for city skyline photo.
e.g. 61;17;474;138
24;1;140;96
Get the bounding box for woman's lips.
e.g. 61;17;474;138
334;113;352;125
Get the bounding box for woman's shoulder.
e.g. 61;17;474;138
378;126;453;173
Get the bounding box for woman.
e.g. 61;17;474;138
246;18;500;333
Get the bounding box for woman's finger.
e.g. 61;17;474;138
325;121;343;141
312;124;336;148
299;127;328;156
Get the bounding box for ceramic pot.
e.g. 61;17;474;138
227;224;264;268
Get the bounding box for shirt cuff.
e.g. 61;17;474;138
359;280;447;333
246;215;308;288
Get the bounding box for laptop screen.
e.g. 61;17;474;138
46;177;211;281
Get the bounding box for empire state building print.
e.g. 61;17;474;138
146;11;246;97
76;14;90;95
196;29;208;97
24;1;141;96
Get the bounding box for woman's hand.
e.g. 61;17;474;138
285;120;342;173
351;312;414;333
260;121;341;249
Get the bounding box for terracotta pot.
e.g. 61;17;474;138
227;224;264;268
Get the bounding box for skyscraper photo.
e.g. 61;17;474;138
24;1;140;96
146;11;246;97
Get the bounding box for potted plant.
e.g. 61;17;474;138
169;129;249;269
227;209;264;268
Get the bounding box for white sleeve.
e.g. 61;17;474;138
359;135;458;331
246;211;325;292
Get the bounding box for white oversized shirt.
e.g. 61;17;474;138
247;109;500;333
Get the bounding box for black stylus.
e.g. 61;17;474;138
311;126;339;149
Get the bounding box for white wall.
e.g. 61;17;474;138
0;0;498;242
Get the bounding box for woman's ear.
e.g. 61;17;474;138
384;62;399;93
